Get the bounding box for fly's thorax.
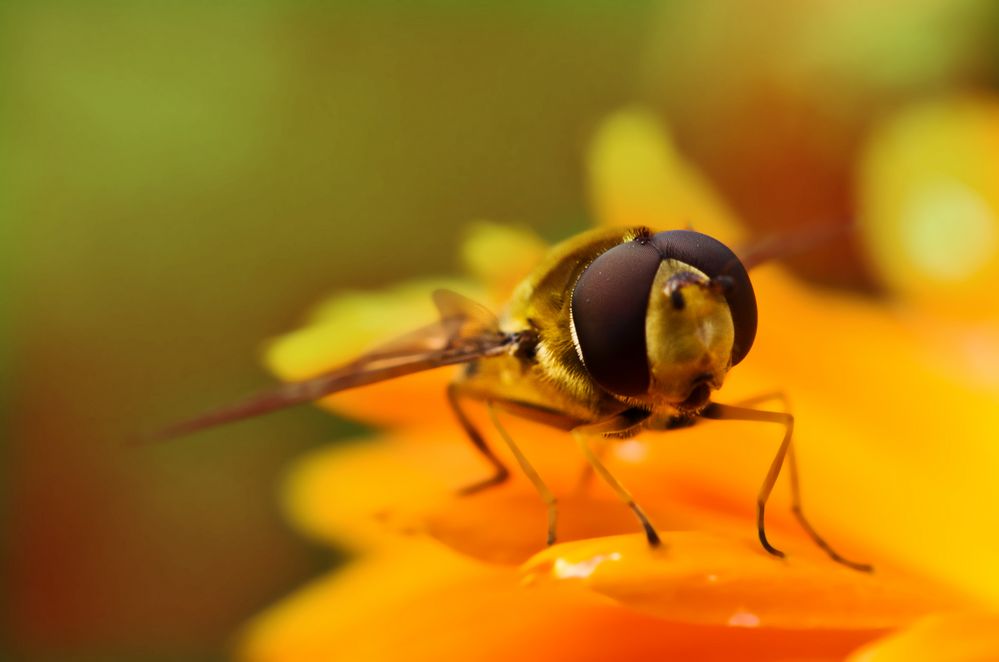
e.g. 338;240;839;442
643;260;733;411
498;226;647;416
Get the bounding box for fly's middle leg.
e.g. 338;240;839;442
447;383;509;495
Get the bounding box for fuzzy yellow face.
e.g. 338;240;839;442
644;260;735;412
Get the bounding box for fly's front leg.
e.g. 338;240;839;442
573;411;661;547
447;383;509;495
701;401;873;572
728;393;828;562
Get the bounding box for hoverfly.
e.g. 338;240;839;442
156;225;871;572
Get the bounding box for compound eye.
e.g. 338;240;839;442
570;239;662;396
651;230;757;365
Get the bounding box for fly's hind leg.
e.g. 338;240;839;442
574;415;693;496
486;403;559;546
701;400;873;572
571;436;609;496
447;383;509;495
573;410;662;547
449;383;577;546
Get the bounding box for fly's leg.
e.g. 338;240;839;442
700;403;791;558
573;412;661;547
786;441;872;572
486;403;559;546
574;415;693;495
743;393;875;573
447;383;509;495
572;437;609;496
701;401;873;572
724;393;874;572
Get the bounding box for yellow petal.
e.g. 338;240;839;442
586;107;745;244
522;532;959;631
848;612;999;662
460;220;548;302
263;277;483;427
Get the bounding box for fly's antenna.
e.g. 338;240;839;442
664;270;709;310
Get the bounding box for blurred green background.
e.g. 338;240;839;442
5;1;998;660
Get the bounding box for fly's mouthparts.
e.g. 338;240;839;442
679;381;712;411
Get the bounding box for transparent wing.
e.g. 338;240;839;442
146;289;515;442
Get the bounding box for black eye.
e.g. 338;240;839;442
650;230;757;365
570;238;662;396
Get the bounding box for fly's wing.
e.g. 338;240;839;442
360;289;503;359
147;289;514;442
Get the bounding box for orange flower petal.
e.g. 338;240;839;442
280;414;817;563
279;429;481;551
848;612;999;662
522;532;959;631
238;539;500;662
240;538;884;662
312;371;456;430
739;266;999;607
424;486;746;567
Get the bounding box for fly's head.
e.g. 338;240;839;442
570;229;757;416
